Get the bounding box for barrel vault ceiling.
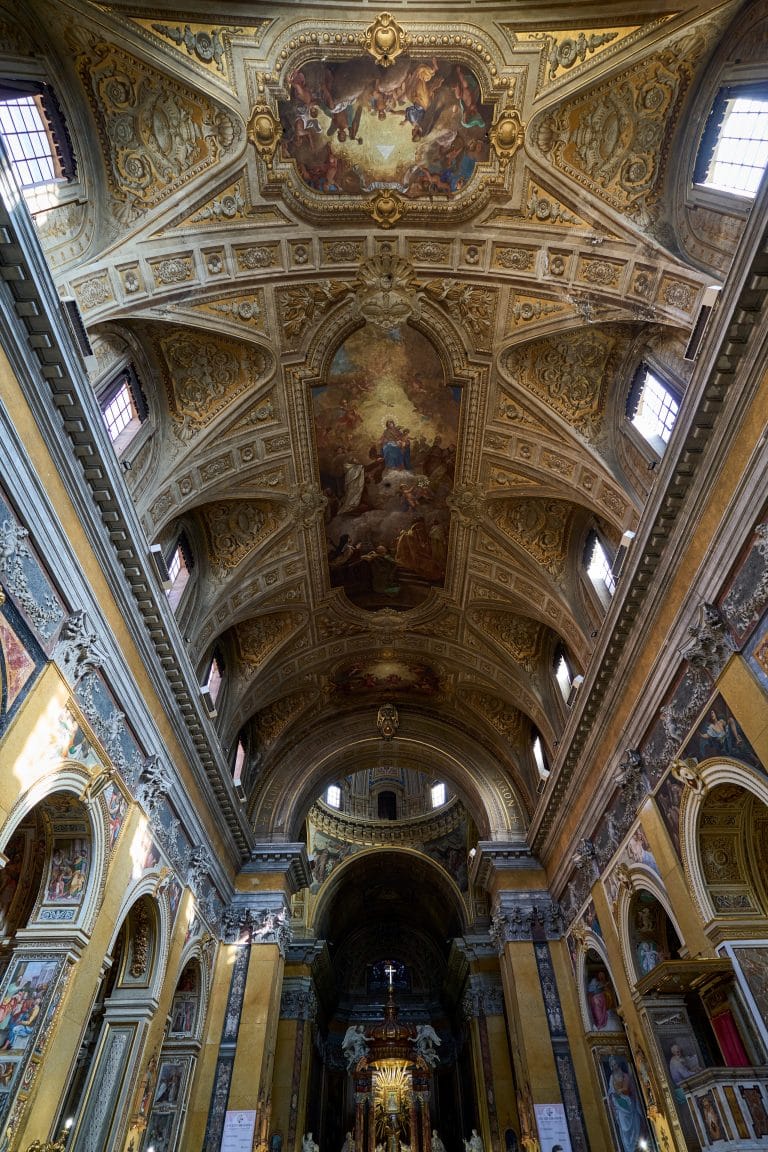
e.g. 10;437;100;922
23;0;740;835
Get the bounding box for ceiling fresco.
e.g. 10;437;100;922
20;0;741;832
277;55;493;198
315;325;458;610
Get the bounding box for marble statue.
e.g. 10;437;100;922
414;1022;442;1066
342;1023;370;1067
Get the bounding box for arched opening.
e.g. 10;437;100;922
628;888;682;981
0;789;97;1134
696;782;768;924
295;848;479;1150
66;893;163;1152
142;958;204;1152
377;790;397;820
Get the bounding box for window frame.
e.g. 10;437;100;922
166;535;194;613
204;650;225;705
694;81;768;201
554;649;573;704
326;784;342;810
626;362;681;457
0;79;80;213
430;781;446;809
688;68;768;215
233;738;247;790
584;530;616;608
532;733;549;780
98;364;148;456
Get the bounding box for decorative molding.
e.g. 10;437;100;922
280;976;318;1020
245;843;312;893
461;973;505;1019
489;891;563;946
680;602;735;678
53;609;106;685
614;748;647;810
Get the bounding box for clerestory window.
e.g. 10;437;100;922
628;365;679;451
586;533;616;599
166;538;193;612
695;85;768;198
100;365;147;455
0;84;76;191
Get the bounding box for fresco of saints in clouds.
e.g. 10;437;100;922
278;56;491;199
314;326;459;610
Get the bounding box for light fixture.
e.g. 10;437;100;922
64;1119;74;1131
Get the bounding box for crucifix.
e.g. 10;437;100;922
384;962;396;987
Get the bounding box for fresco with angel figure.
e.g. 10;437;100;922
278;55;492;198
314;326;460;610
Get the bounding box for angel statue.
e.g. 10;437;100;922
303;1134;320;1152
342;1022;370;1068
464;1130;484;1152
414;1022;442;1067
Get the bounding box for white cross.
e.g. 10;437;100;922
384;962;396;987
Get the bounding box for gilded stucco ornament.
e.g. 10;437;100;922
377;702;399;740
490;108;525;168
364;12;407;67
356;252;418;328
670;756;707;795
247;105;282;167
368;189;405;229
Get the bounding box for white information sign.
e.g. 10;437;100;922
221;1110;257;1152
534;1103;573;1152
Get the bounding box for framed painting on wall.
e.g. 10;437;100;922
718;941;768;1055
592;1046;653;1152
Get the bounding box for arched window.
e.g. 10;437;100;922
555;650;573;702
378;790;397;820
326;784;342;809
99;364;147;455
430;781;446;808
627;364;679;452
233;738;247;790
695;84;768;198
533;732;548;780
0;83;76;200
166;536;193;612
204;651;224;705
585;532;615;601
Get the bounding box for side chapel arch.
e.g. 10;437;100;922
0;764;112;938
679;757;768;930
615;867;685;988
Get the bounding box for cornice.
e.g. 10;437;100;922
245;842;312;893
0;153;253;860
309;797;464;846
532;173;768;854
470;840;540;890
